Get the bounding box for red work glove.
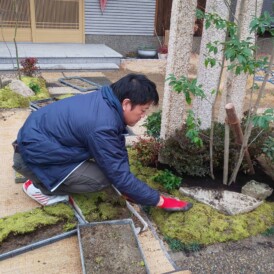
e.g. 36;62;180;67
158;196;193;212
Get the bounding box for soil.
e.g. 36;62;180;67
79;222;147;274
0;221;68;255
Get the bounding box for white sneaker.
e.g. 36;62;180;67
22;179;69;206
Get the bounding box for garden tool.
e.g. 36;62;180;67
112;185;148;233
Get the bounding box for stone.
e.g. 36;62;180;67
0;78;12;88
179;187;263;215
241;180;273;200
9;80;35;97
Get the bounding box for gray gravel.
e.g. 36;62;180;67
169;234;274;274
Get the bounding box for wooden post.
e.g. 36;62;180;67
225;103;255;175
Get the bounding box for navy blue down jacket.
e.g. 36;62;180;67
17;86;160;206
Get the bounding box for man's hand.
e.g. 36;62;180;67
157;196;193;212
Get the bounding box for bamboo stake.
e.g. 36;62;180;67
225;103;255;176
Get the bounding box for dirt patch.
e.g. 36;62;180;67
78;221;147;274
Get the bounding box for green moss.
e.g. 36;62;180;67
71;189;129;222
0;204;76;243
0;77;50;109
150;201;274;245
127;147;274;246
0;87;30;108
98;203;119;220
43;203;75;219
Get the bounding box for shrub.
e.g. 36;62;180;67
153;169;182;191
132;136;162;167
142;110;162;138
160;121;272;177
20;57;39;77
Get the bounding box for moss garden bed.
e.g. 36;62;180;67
0;77;50;109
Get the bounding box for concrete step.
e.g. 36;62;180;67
0;43;122;71
0;63;120;71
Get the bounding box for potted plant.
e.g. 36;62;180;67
158;45;168;59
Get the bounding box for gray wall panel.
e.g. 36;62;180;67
84;0;156;35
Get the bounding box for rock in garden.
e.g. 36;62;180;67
0;78;12;88
241;180;273;200
179;187;263;215
9;80;35;97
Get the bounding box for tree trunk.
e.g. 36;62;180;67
160;0;197;140
225;103;255;176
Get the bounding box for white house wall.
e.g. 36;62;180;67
84;0;156;35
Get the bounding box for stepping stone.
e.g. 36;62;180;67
179;187;263;215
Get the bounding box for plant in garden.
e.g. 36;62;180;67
142;110;162;138
262;136;274;163
131;136;162;167
164;236;202;253
28;80;41;94
167;74;205;147
20;57;39;77
153;169;181;191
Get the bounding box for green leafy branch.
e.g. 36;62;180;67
198;9;271;75
252;108;274;129
250;11;274;36
185;110;203;147
166;74;205;105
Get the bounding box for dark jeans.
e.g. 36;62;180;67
13;152;111;195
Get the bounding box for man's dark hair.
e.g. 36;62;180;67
110;73;159;107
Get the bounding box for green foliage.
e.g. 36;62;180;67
28;80;41;94
142;110;162;138
250;11;274;35
166;74;205;105
262;136;274;163
160;120;272;177
153;169;182;191
252;108;274;129
132;137;162;167
201;10;271;75
185;110;203;147
261;226;274;236
164;236;202;253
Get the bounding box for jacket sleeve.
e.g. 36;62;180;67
87;127;160;206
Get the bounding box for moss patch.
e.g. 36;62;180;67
0;77;50;108
128;147;274;246
71;188;130;223
0;203;76;243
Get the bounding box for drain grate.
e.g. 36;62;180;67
58;77;102;92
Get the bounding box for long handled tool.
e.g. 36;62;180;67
112;185;148;233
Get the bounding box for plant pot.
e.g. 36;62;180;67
77;219;148;274
158;53;168;60
137;48;157;58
